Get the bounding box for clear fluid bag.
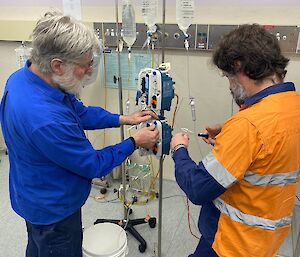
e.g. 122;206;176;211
122;0;137;50
176;0;195;36
141;0;158;33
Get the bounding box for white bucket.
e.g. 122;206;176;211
82;223;128;257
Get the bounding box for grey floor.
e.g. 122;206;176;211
0;153;297;257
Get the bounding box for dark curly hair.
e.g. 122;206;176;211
213;24;289;81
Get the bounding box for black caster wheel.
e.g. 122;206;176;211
100;188;107;194
128;208;133;215
148;217;156;228
138;243;147;253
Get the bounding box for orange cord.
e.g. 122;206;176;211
186;197;200;239
171;94;179;129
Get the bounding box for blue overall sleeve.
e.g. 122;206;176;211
173;148;226;205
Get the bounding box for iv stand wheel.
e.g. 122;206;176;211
148;217;156;228
139;243;147;253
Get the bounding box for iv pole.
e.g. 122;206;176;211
158;0;166;256
94;1;157;253
114;0;128;219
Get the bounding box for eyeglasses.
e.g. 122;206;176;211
72;57;94;70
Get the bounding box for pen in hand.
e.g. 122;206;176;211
197;133;209;139
198;133;215;146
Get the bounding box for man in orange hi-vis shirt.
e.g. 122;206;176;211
171;24;300;257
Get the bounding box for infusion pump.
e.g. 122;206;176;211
135;66;175;157
136;68;175;112
137;119;172;157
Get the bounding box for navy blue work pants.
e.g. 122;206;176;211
189;236;219;257
25;209;83;257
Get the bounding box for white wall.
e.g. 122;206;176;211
0;1;300;180
1;2;300;41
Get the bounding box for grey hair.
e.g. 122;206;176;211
30;11;99;73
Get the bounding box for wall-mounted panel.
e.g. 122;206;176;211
208;24;238;50
94;22;300;54
94;22;196;50
94;22;149;49
94;22;102;40
195;24;209;50
154;24;196;50
94;22;117;47
263;25;300;53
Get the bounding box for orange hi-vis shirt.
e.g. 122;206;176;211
209;83;300;257
173;82;300;257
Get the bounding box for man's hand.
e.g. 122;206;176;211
132;125;159;149
170;133;189;150
202;123;223;145
120;110;158;126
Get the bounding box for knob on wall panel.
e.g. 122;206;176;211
154;23;196;49
94;22;103;40
102;22;119;47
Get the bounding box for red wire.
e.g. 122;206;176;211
186;197;200;239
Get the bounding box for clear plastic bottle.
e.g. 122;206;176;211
15;41;32;69
122;0;136;50
141;0;158;33
176;0;195;36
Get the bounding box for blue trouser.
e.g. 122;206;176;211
25;209;83;257
189;237;219;257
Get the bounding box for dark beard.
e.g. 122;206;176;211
233;96;245;107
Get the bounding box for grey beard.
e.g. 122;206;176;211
230;83;247;107
52;73;89;95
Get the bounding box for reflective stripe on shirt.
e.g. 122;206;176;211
213;198;292;231
202;152;237;188
244;168;300;186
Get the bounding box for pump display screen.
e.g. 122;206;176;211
145;75;149;91
145;75;149;103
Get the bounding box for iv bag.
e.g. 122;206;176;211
15;42;32;69
176;0;195;36
122;0;137;50
141;0;158;33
